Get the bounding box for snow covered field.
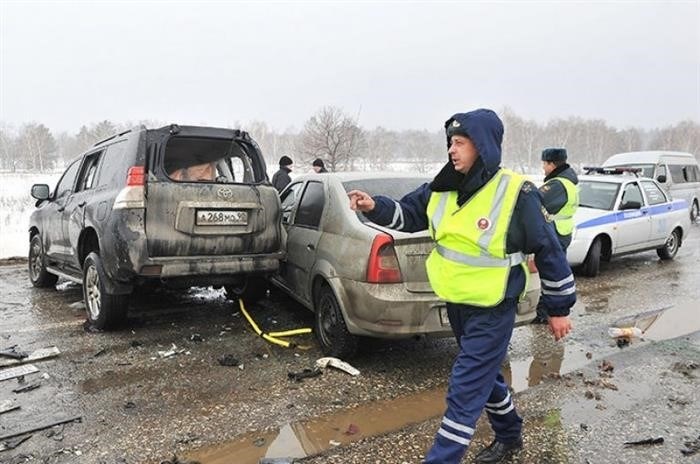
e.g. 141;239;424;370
0;171;62;258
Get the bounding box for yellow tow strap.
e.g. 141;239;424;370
238;299;313;349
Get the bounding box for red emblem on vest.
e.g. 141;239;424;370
477;217;491;230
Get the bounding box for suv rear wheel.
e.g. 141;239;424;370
28;234;58;288
83;252;128;330
314;284;358;359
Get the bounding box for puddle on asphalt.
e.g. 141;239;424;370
186;301;697;463
186;388;447;463
186;342;594;463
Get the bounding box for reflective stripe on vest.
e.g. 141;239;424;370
545;177;579;236
425;169;527;306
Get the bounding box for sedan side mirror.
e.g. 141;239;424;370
620;200;642;210
31;184;50;200
656;174;667;183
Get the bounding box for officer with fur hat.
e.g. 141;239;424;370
532;148;579;324
348;109;575;463
271;155;293;192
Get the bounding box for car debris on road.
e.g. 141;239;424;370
315;357;360;376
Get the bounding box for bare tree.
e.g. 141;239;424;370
364;127;397;170
402;129;443;174
298;106;364;171
0;125;16;171
649;120;700;157
16;123;57;171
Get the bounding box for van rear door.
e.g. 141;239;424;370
144;126;282;258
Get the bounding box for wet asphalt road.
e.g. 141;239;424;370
0;224;698;464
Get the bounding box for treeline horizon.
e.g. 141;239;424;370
1;106;698;174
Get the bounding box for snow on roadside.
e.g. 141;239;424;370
0;172;61;259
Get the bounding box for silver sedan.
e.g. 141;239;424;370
272;172;539;358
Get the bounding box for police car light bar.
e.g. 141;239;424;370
583;166;642;176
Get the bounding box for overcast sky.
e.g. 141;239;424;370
1;1;698;134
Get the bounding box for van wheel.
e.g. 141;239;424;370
225;276;268;304
657;228;680;260
28;234;58;288
580;238;602;277
83;252;128;330
691;201;699;223
314;284;358;359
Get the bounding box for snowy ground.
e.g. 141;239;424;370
0;171;62;259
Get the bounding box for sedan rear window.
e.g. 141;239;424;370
342;178;429;199
343;177;429;222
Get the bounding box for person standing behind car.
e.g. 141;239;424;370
272;155;293;192
348;109;575;464
312;158;328;173
532;147;579;324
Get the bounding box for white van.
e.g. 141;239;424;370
603;151;700;222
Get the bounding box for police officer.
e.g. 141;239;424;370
532;148;579;324
349;109;575;464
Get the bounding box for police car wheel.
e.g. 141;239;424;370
657;229;680;260
691;201;699;223
580;238;602;277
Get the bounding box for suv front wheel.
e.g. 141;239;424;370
28;234;58;288
83;252;128;330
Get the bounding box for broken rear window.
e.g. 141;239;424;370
163;136;265;184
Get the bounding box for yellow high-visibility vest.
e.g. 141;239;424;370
545;177;579;236
425;169;527;306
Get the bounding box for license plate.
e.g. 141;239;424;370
196;210;248;226
438;305;449;326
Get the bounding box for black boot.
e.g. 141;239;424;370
530;314;548;325
473;438;523;463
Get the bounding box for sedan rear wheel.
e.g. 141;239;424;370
83;252;128;330
657;228;680;260
314;284;358;359
28;234;58;288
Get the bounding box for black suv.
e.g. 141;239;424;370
29;125;284;329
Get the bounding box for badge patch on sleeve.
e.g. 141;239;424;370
541;206;553;222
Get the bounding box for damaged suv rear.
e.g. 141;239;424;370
29;125;284;329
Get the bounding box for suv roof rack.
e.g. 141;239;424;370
583;166;642;177
93;128;134;147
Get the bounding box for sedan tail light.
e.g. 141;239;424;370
366;233;403;283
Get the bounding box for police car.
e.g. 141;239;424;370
568;167;691;277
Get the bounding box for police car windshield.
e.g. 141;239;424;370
578;180;620;211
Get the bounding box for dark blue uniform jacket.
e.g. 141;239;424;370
364;110;576;317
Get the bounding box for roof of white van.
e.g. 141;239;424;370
603;151;696;165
